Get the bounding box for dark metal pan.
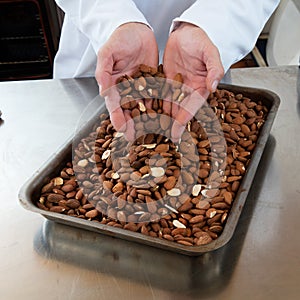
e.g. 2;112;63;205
19;84;280;255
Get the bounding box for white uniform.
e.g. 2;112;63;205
53;0;279;79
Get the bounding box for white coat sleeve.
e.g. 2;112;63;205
171;0;280;72
55;0;151;53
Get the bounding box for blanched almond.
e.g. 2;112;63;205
151;167;165;177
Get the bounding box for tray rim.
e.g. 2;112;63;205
18;83;280;256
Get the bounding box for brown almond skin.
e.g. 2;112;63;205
182;170;194;185
155;143;169;153
212;202;229;209
47;193;64;203
119;86;132;96
231;181;240;192
159;114;171;130
103;181;113;190
177;240;193;246
172;73;183;89
41;182;54;194
85;209;98;219
199;168;209;179
172;88;182;101
82;203;94;210
195;232;213;245
61;184;75;193
171;228;187;236
163;234;174;241
164;176;177;190
117;211;127;223
227;176;242;182
124;222;138;232
198;140;210;148
189;215;204;224
112;182;124;193
223;191;233;205
179;141;192;154
131;108;140;118
66;199;80;209
50;206;66;213
178;201;193;212
139;64;151;73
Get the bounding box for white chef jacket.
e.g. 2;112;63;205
53;0;279;79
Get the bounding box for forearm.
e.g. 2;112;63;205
171;0;280;71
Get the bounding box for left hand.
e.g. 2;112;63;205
163;22;224;141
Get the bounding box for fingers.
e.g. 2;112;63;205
203;46;224;93
206;64;224;93
104;88;135;142
171;91;207;142
123;110;135;142
95;46;114;95
103;85;127;133
96;45;128;134
163;99;172;118
162;88;173;117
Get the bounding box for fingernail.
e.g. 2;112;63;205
211;80;218;92
98;82;103;91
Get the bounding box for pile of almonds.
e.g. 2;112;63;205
37;64;268;246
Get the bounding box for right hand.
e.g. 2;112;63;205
163;23;224;142
96;22;158;140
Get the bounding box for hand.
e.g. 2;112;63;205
96;22;158;140
163;23;224;141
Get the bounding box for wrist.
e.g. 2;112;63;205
172;22;211;41
117;21;152;31
172;21;201;33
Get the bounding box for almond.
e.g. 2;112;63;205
172;73;183;89
159;114;171;130
164;176;176;190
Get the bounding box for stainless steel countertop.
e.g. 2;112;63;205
0;67;299;300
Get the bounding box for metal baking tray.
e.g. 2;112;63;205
19;84;280;256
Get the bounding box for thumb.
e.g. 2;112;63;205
206;67;222;93
95;48;114;96
204;49;224;93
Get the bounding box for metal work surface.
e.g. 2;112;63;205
0;67;299;300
